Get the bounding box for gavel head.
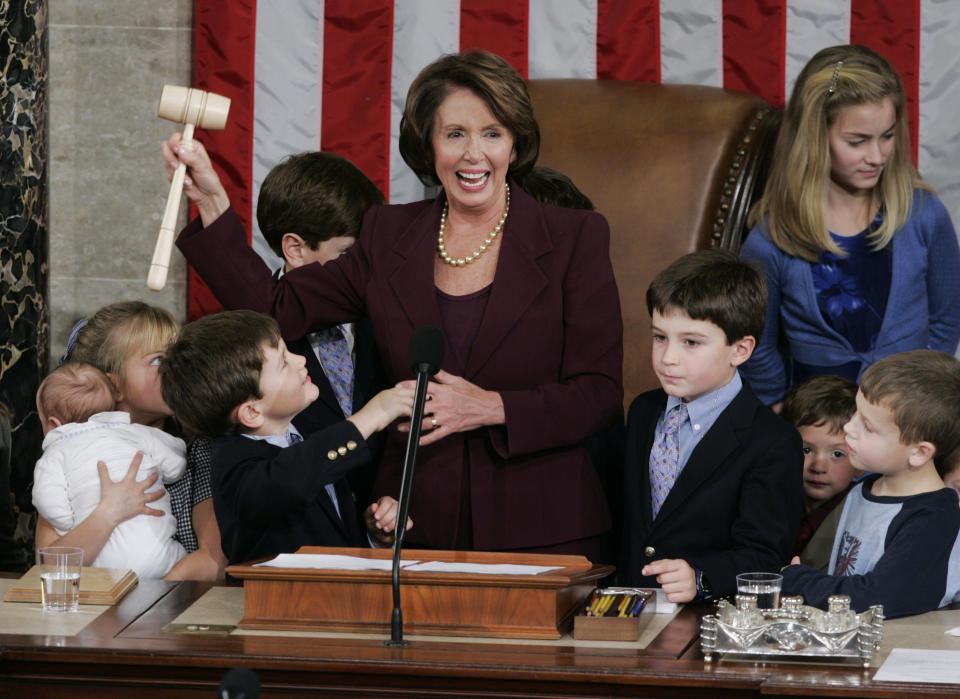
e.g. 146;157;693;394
157;85;230;129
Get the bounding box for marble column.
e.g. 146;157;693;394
0;0;47;564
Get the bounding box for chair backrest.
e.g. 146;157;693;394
527;79;780;404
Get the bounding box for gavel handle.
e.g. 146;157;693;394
147;123;195;291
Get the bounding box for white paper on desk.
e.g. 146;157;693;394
254;554;419;571
873;648;960;684
402;561;561;575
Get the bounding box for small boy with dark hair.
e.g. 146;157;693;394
621;249;802;602
782;375;861;568
257;151;388;507
161;310;413;566
782;350;960;618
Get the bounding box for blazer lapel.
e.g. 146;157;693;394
639;395;665;530
388;199;445;335
465;185;551;378
654;388;754;523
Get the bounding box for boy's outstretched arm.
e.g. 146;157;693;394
348;384;415;439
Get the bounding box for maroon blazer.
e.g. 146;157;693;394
177;184;623;550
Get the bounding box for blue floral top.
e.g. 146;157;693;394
797;219;892;382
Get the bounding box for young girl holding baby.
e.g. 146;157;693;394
741;45;960;407
35;301;226;580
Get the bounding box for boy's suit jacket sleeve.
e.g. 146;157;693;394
212;421;369;529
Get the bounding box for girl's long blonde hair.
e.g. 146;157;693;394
749;44;929;262
70;301;179;393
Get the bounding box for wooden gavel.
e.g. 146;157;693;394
147;85;231;291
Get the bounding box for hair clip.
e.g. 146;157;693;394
59;318;88;366
828;60;844;94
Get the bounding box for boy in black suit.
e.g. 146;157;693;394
161;310;413;566
621;249;802;602
257;152;387;506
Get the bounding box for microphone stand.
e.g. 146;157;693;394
385;362;431;646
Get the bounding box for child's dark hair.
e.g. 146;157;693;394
520;166;594;210
859;350;960;476
646;249;766;343
256;152;385;258
782;374;857;434
160;311;281;438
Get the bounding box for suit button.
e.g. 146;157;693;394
327;450;338;461
644;546;656;557
338;445;347;456
346;440;358;451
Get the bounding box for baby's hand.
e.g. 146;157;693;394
364;496;413;546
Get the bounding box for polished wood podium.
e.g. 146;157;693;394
227;547;613;639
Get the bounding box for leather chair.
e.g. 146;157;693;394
528;80;781;404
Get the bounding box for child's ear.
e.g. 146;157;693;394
235;399;264;431
907;441;936;469
281;233;309;269
729;335;756;368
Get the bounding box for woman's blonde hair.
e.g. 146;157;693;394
749;44;929;262
70;301;180;392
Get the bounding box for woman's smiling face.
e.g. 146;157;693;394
431;87;515;216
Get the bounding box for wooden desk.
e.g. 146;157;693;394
1;579;957;698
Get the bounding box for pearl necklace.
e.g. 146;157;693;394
437;185;510;266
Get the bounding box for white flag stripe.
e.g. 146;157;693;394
389;0;459;204
251;0;323;268
784;0;850;102
660;0;722;86
528;0;598;79
918;0;960;230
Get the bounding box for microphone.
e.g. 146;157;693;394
217;667;260;698
387;325;444;646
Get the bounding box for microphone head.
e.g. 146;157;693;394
218;667;260;698
408;325;445;376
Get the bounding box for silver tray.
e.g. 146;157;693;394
701;594;884;667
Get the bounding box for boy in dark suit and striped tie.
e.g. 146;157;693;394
161;310;413;566
256;152;389;508
620;249;802;602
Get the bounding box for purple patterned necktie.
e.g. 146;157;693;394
649;403;687;518
315;326;354;417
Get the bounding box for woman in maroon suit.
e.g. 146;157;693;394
163;50;623;558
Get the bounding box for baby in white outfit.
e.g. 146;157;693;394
33;362;186;578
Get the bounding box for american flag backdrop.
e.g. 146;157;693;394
190;0;960;318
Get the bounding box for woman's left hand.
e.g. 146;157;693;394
397;370;505;446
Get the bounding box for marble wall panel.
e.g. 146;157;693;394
48;1;193;362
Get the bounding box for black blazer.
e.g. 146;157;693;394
287;317;388;506
211;421;370;566
620;384;802;597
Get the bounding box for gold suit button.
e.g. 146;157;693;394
644;546;656;557
327;450;338;461
338;445;347;456
346;440;358;451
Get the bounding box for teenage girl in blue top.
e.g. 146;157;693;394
740;44;960;408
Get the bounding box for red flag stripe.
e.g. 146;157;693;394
850;0;921;164
322;1;395;199
460;0;529;78
191;0;257;319
722;0;787;108
597;0;660;83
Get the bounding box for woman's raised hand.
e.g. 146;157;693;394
161;133;230;226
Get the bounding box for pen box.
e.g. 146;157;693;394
573;588;654;641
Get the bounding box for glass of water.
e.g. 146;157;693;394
37;547;83;612
735;572;782;609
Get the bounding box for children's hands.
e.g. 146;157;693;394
161;132;230;225
348;384;415;439
364;496;413;546
641;558;697;603
98;452;165;527
395;370;505;446
781;555;802;572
